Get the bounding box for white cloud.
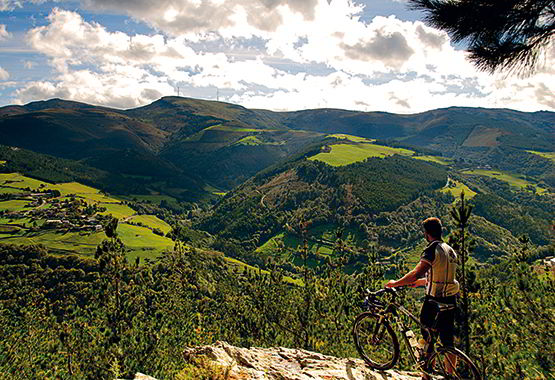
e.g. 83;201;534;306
0;24;12;40
0;67;9;80
0;0;57;11
83;0;319;37
15;4;555;114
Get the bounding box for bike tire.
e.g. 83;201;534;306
425;346;481;380
352;312;399;370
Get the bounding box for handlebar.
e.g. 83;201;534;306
363;286;409;310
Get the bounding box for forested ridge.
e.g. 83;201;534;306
0;226;553;379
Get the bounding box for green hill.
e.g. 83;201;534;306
1;98;552;198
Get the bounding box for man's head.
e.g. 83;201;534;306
422;217;442;241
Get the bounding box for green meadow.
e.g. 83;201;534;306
414;155;451;165
0;199;32;211
441;179;477;201
526;150;555;163
463;169;548;194
128;214;172;234
328;134;375;143
256;224;363;268
309;143;414;166
0;173;177;259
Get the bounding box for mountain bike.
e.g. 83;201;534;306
352;287;481;380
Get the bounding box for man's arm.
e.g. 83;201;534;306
385;260;431;288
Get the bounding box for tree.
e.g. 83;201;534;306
409;0;555;74
449;191;473;354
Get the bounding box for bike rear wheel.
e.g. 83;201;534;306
425;346;481;380
352;312;399;370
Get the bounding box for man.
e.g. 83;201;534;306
386;217;459;376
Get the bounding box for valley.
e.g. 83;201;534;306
0;97;552;269
0;96;553;380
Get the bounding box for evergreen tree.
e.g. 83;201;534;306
449;191;473;354
409;0;555;74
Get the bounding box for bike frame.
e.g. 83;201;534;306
375;297;440;371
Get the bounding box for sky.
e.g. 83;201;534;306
0;0;553;114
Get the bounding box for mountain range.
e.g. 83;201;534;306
0;96;553;264
1;97;553;198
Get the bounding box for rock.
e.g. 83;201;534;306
183;341;421;380
116;373;158;380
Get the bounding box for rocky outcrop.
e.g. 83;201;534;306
182;341;420;380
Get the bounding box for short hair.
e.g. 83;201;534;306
422;217;442;239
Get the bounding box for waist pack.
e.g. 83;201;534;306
425;299;456;331
429;299;456;313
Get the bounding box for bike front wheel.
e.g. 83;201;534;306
352;312;399;370
425;346;481;380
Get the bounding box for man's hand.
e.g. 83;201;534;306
385;280;397;288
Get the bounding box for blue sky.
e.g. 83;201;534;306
0;0;553;113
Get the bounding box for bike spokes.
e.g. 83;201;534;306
427;348;480;380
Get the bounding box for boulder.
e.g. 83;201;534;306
182;341;421;380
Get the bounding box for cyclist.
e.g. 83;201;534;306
385;217;459;378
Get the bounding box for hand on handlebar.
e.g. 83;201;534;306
385;280;397;288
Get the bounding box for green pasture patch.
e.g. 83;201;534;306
51;182;100;196
463;169;548;194
0;186;26;194
309;143;414;166
127;215;172;235
257;230;333;259
0;217;29;225
99;203;136;219
328;134;375;143
79;192;121;203
0;173;48;190
0;230;104;255
0;199;32;212
441;179;477;200
116;224;174;252
233;135;263;146
0;225;19;233
208;125;268;133
413;155;451;165
526;150;555;163
223;256;302;286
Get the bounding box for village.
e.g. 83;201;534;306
0;183;109;234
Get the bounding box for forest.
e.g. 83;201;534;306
0;207;553;379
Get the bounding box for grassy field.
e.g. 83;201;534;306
128;215;172;234
441;179;477;200
0;173;176;260
526;150;555;163
0;173;47;189
463;169;548;194
0;225;175;259
99;203;136;219
328;134;375;143
208;125;276;133
414;155;451;165
256;224;364;270
309;143;414;166
0;199;32;211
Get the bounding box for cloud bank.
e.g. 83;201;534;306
11;1;555;113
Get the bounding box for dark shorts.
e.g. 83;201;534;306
420;295;457;349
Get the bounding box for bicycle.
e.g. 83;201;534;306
352;287;481;380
